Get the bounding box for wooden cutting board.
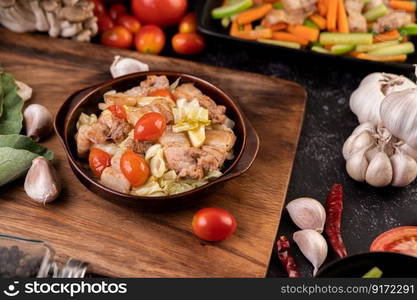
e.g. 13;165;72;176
0;29;306;277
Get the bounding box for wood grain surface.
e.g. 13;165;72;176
0;29;306;277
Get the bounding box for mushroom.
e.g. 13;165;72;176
60;22;82;37
29;0;48;31
74;29;92;42
60;1;91;23
41;0;61;37
0;1;37;32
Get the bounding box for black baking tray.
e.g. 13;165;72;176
196;0;417;71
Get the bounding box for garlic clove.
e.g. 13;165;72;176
24;157;61;204
390;151;417;187
352;122;376;136
15;80;32;101
365;151;393;187
286;198;326;233
343;123;375;160
23;104;53;142
350;131;374;156
342;134;357;160
365;146;379;162
346;148;368;182
110;55;149;78
293;229;328;276
399;143;417;161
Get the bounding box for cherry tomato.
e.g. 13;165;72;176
134;112;166;141
116;14;141;34
370;226;417;257
91;0;106;16
108;104;127;120
120;150;150;187
89;148;112;177
101;26;133;49
148;89;175;101
134;25;166;54
131;0;187;27
192;208;237;242
109;3;127;20
97;14;114;34
172;33;206;55
179;12;197;34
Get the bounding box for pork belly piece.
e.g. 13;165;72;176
345;0;365;15
124;139;154;156
204;129;236;152
100;167;131;193
348;13;367;33
282;0;317;15
124;75;170;97
76;122;109;157
98;110;131;143
373;11;414;33
159;126;191;147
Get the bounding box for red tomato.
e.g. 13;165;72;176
134;112;166;141
108;104;127;120
120;150;150;187
109;3;127;20
179;12;197;34
89;148;112;177
172;33;206;55
101;26;133;49
91;0;106;16
192;208;237;242
370;226;417;257
148;89;175;101
131;0;187;27
97;14;114;34
116;14;141;34
134;25;166;54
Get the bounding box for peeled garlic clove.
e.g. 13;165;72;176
346;148;368;182
390;152;417;187
24;157;61;204
15;80;32;101
293;229;328;276
110;55;149;78
286;198;326;233
365;151;393;187
24;104;53;142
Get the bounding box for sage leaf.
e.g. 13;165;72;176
0;134;53;160
0;147;39;186
0;72;23;134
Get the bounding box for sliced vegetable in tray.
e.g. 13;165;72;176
212;0;417;62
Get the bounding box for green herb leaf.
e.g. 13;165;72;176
0;147;39;186
0;83;4;118
0;72;23;134
0;134;53;160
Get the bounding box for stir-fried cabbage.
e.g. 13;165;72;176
76;113;97;129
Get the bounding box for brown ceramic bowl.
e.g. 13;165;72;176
54;71;259;209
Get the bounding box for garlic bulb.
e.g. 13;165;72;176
293;229;328;276
24;104;53;142
350;73;415;124
110;56;149;78
390;150;417;187
286;198;326;233
24;157;61;204
15;80;32;101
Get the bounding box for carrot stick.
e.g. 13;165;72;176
337;0;349;33
310;14;327;30
230;20;239;35
236;3;273;25
318;0;328;17
231;28;273;40
270;23;288;31
327;0;338;32
355;52;407;62
373;29;400;42
389;0;416;12
272;32;309;45
287;25;319;42
244;23;253;31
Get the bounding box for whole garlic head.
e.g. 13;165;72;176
286;198;326;233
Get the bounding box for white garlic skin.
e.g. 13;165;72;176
343;122;375;160
15;80;33;101
346;148;369;182
365;151;393;187
293;229;328;276
24;157;61;204
390;151;417;187
24;104;53;142
110;55;149;78
286;198;326;233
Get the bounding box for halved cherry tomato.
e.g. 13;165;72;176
109;3;127;20
148;89;175;101
172;33;206;55
179;12;197;34
192;207;237;242
120;150;150;187
101;26;133;49
370;226;417;257
134;112;166;141
108;104;127;120
117;14;141;34
91;0;106;16
89;148;112;177
134;25;166;54
97;14;114;34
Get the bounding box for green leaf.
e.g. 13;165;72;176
0;134;54;160
0;72;23;134
0;83;4;118
0;147;39;186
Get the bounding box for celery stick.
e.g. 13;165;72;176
362;267;383;278
211;0;253;19
320;32;373;45
304;19;319;30
400;24;417;36
356;40;399;52
311;46;330;54
258;39;301;49
273;2;283;9
364;4;388;22
367;42;415;56
331;44;355;55
221;17;231;28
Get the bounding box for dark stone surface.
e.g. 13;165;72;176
168;35;417;277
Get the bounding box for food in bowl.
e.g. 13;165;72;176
74;75;237;196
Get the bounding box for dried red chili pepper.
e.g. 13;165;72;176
325;184;348;258
277;235;301;278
